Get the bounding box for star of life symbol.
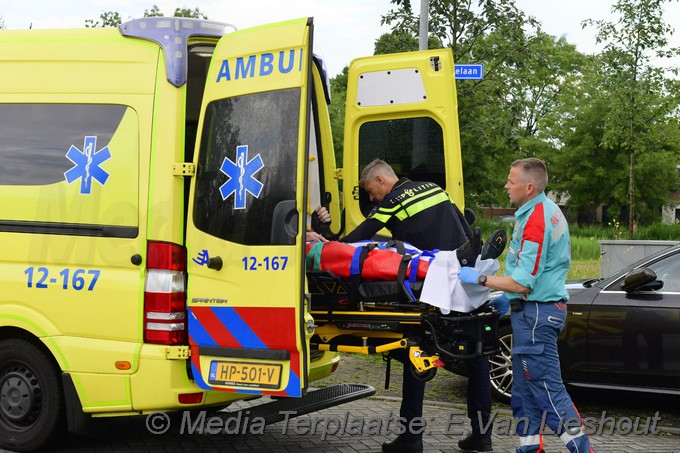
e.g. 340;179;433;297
64;136;111;195
219;145;264;209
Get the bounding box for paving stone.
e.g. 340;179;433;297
34;396;680;452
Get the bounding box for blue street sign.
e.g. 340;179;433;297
454;64;484;80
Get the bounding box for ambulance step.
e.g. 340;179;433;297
225;383;375;425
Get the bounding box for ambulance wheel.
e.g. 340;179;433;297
488;325;513;404
410;365;437;382
0;338;66;452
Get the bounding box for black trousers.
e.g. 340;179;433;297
397;353;492;441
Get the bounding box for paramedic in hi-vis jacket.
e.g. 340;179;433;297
342;159;493;453
459;158;596;453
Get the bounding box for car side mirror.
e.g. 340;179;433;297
639;280;664;291
621;268;658;292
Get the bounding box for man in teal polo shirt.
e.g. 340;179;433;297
460;158;596;453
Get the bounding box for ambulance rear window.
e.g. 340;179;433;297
357;117;445;214
193;88;300;245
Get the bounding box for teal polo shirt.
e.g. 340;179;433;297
504;193;570;302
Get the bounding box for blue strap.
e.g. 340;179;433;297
421;249;437;265
409;256;419;283
403;280;416;301
350;246;364;276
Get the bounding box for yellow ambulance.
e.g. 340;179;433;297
0;16;464;452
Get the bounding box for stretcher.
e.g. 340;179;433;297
306;229;506;381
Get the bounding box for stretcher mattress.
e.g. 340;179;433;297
305;240;499;313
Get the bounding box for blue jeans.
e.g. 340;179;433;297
510;301;595;453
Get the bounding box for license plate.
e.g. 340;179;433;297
208;361;282;389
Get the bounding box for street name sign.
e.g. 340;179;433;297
454;64;484;80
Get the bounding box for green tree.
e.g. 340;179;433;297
0;15;5;29
373;29;441;54
582;0;680;236
85;11;122;28
85;5;207;27
144;5;164;17
329;67;349;166
173;7;208;19
550;52;680;226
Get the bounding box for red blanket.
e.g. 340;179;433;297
305;241;430;281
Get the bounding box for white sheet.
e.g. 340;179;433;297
419;252;500;314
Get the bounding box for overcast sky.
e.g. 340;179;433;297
2;0;679;76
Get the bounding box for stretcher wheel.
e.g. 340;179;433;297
410;365;437;382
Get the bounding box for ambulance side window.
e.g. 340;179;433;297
357;117;445;215
0;104;126;186
0;103;138;238
193;89;300;245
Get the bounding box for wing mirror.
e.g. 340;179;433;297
621;268;661;292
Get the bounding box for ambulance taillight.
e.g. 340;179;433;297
144;241;188;344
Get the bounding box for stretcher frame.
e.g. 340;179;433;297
307;269;500;380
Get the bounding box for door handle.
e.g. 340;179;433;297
570;312;583;316
207;256;223;271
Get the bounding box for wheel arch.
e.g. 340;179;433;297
0;326;91;435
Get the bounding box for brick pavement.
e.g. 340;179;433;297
42;395;680;452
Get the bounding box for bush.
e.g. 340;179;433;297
571;236;601;261
634;223;680;240
475;216;678;265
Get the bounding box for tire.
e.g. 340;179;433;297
489;324;513;404
0;338;66;452
409;364;437;382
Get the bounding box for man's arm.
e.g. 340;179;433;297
484;275;529;294
458;268;530;294
340;218;385;243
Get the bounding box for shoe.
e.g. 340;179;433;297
381;435;424;453
458;433;493;452
456;227;482;267
481;229;507;260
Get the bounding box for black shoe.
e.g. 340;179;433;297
382;435;423;453
458;433;493;452
481;229;507;260
457;227;482;267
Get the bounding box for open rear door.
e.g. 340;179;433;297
186;18;314;397
342;49;464;233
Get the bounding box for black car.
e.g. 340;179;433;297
488;243;680;403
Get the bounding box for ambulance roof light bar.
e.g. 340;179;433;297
119;17;237;87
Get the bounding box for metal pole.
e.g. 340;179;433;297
419;0;429;50
413;0;430;168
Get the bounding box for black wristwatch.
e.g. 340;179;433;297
477;274;488;286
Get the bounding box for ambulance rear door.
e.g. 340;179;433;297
342;49;464;233
186;18;314;397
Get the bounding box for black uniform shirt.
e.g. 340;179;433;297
342;178;471;251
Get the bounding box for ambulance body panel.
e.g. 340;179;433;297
0;16;463;452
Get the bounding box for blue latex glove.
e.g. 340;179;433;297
458;266;481;285
487;294;510;316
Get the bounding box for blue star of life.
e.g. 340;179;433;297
219;145;264;209
64;136;111;195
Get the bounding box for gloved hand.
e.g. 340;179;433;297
458;266;481;285
487;294;510;316
311;206;331;235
